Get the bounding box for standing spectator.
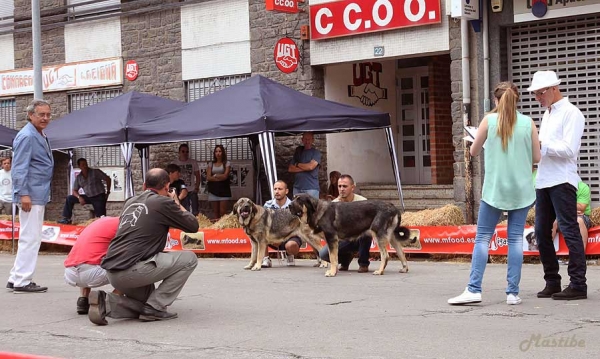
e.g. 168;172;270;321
90;168;199;325
0;157;13;215
206;145;231;220
324;170;341;201
530;71;588;301
166;163;189;206
64;216;120;314
318;174;371;272
174;144;201;215
261;180;299;268
448;82;540;306
7;99;55;293
288;132;321;199
58;158;111;224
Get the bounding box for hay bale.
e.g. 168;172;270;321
590;207;600;227
78;217;99;226
0;214;18;222
400;204;465;226
209;213;241;229
196;213;213;229
526;207;535;226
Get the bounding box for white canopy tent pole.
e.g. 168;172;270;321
120;143;135;198
385;127;405;211
258;132;278;200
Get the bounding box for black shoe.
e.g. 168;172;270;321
13;282;47;293
6;282;13;291
57;218;72;224
552;287;587;300
139;304;178;322
88;290;108;325
77;296;90;315
537;285;562;298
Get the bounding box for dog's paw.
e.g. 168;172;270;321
325;270;337;277
372;270;384;275
243;264;253;270
318;262;329;268
251;265;262;271
399;267;409;273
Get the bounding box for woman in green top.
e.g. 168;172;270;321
449;82;541;306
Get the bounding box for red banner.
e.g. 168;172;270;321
310;0;441;40
3;220;600;255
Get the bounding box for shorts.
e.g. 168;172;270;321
208;193;232;202
270;236;302;251
579;214;592;230
64;263;109;288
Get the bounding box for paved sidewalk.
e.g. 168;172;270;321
0;254;598;359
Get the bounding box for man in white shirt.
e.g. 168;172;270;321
529;70;587;300
318;174;371;272
174;144;201;215
261;180;299;267
0;157;13;215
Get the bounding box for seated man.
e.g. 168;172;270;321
89;168;200;326
64;216;120;314
166;163;189;206
319;174;371;273
261;180;300;267
552;180;592;251
59;158;111;224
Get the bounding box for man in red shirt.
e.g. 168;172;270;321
64;216;119;314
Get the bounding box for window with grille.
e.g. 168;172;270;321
509;15;600;207
0;98;16;129
68;88;123;167
185;74;252;162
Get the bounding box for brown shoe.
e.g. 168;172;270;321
339;264;349;271
358;266;369;273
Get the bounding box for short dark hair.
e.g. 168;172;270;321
166;163;181;174
178;144;189;152
339;174;355;185
145;168;170;190
76;158;87;166
273;180;288;189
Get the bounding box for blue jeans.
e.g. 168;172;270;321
293;188;319;199
318;235;372;267
468;201;530;295
535;184;587;291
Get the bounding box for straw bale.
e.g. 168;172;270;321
197;213;213;229
78;217;99;226
525;207;535;226
590;207;600;227
209;213;241;229
400;205;465;226
0;214;17;222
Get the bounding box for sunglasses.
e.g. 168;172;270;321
532;88;550;97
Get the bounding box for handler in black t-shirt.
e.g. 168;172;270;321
88;168;199;326
166;163;189;205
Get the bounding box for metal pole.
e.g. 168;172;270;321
32;0;43;99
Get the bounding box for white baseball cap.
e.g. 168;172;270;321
527;71;562;92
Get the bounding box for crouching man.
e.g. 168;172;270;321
88;168;200;325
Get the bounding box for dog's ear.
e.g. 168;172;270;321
232;200;240;215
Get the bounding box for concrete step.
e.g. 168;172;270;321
357;184;455;212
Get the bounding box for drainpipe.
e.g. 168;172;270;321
483;0;490;113
461;18;474;224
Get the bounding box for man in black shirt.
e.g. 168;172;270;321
167;163;189;205
88;168;199;325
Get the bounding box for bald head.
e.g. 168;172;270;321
145;168;170;191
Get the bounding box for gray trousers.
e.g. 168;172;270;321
105;251;198;319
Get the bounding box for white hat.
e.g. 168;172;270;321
527;71;562;92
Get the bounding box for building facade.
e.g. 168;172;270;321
4;0;594;222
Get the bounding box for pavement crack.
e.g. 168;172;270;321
326;300;352;306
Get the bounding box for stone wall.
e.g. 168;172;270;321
429;55;453;185
248;0;326;198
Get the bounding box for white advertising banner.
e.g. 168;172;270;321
0;57;123;96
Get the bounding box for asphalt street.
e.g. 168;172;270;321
0;254;599;359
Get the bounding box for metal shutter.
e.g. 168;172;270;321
68;88;123;167
509;15;600;206
184;74;252;162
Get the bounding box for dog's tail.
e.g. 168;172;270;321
394;225;413;243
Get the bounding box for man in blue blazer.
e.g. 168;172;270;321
7;99;55;294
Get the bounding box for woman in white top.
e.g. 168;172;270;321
206;145;231;219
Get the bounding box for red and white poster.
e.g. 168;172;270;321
274;38;300;74
125;60;139;81
310;0;442;40
265;0;299;13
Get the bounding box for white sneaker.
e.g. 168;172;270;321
507;294;522;305
448;288;482;305
261;256;272;268
286;254;295;267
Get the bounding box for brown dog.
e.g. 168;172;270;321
289;194;415;277
233;197;326;271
